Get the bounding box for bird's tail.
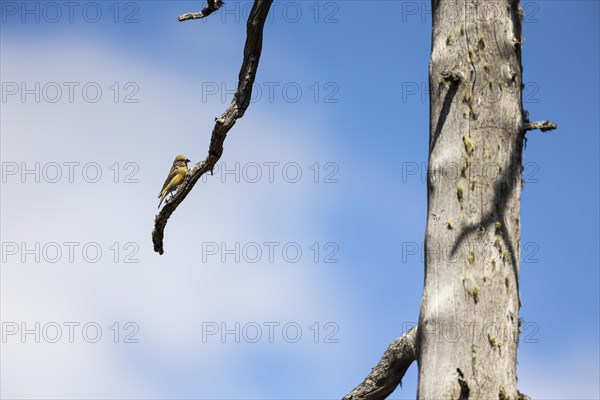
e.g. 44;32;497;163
158;190;166;209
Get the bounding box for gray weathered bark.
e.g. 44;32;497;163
418;1;525;397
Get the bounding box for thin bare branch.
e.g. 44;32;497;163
178;0;223;21
153;0;273;255
343;326;418;400
524;120;557;132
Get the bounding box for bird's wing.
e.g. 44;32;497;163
158;165;179;197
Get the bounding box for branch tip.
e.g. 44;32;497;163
178;0;223;22
524;120;557;132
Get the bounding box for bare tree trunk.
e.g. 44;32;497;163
418;0;524;398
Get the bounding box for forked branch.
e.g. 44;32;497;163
153;0;273;255
343;326;418;400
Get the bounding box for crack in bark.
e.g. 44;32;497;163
343;327;418;400
463;0;477;121
153;0;273;254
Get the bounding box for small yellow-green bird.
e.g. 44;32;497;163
158;155;191;208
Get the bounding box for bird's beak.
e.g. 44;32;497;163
185;159;191;163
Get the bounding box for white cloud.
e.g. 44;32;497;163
1;34;356;398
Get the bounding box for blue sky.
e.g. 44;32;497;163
1;1;598;399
